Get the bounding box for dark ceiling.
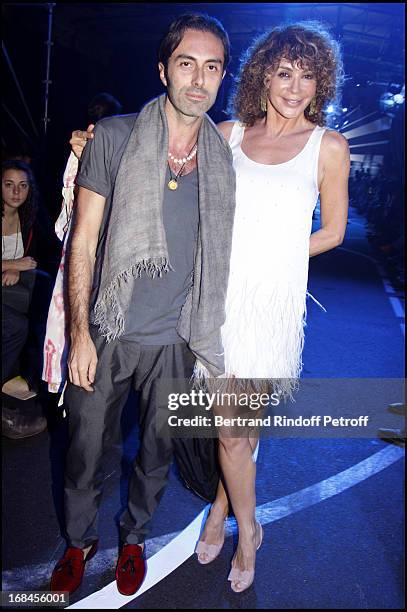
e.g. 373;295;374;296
2;2;404;215
2;3;405;149
4;2;405;82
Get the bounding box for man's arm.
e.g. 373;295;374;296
309;131;350;257
68;186;105;391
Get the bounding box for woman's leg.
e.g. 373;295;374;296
196;431;259;561
197;379;266;568
217;432;262;586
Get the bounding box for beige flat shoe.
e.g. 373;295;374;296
228;522;263;593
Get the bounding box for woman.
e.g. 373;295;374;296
2;160;38;283
2;159;39;384
195;21;349;592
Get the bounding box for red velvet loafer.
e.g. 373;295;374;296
50;541;98;594
115;543;146;596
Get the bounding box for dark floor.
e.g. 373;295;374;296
2;207;405;609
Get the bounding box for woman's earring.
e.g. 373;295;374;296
260;94;267;113
309;97;317;115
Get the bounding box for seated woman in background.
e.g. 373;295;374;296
2;159;38;381
2;159;52;438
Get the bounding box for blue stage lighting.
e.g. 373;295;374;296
342;107;348;112
380;93;396;109
393;93;405;105
326;104;335;114
380;91;396;113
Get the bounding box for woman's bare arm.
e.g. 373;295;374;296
310;131;350;257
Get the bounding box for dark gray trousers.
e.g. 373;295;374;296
63;326;195;548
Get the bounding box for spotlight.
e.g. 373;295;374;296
343;120;349;126
356;84;360;87
394;84;405;105
326;104;335;114
380;92;396;110
342;107;348;112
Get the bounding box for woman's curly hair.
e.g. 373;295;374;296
228;21;344;127
2;159;39;233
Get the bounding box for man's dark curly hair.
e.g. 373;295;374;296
2;159;39;233
228;21;344;127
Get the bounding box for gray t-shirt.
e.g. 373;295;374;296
75;114;199;345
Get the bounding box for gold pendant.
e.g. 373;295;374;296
168;179;178;190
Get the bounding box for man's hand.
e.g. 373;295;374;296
2;269;20;286
14;256;37;271
68;333;98;392
70;124;95;160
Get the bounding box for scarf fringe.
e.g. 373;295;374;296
94;257;170;341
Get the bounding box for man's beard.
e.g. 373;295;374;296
167;82;213;118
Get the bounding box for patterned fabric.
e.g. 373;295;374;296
42;152;78;392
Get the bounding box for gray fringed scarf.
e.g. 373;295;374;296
93;94;236;377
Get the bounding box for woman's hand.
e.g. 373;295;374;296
14;256;37;271
2;269;20;286
70;124;95;160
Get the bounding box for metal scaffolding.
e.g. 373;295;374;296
3;2;56;146
43;3;56;136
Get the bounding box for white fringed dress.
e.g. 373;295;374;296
217;122;326;397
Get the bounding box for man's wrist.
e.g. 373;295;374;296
70;327;91;342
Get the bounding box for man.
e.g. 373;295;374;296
50;14;235;597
